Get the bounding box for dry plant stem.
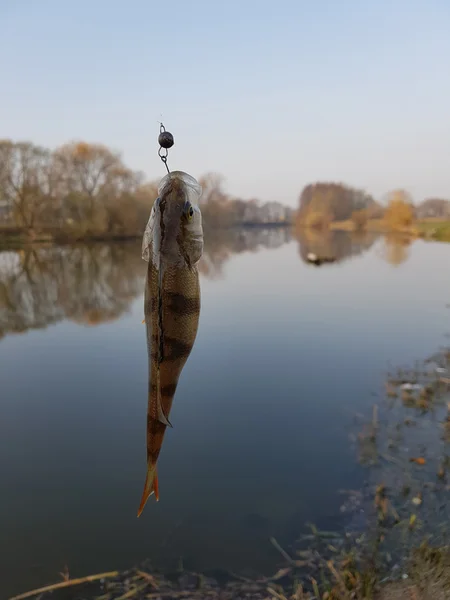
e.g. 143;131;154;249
8;571;119;600
270;536;296;565
135;570;158;587
115;582;150;600
145;593;217;599
268;587;288;600
327;561;349;598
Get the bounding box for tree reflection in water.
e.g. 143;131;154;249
0;227;390;341
295;228;380;266
0;243;146;340
198;226;292;279
380;233;413;267
0;229;292;340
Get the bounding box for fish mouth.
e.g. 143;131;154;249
159;171;202;200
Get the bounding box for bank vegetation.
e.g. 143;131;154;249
0;139;291;246
2;139;450;247
295;184;450;242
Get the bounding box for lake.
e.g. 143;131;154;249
1;229;449;597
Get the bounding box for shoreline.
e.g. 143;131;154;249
9;541;450;600
294;219;450;243
0;223;293;250
2;219;450;252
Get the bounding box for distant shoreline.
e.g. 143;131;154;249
0;222;293;250
296;217;450;243
2;219;449;252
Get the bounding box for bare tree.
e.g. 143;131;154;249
0;138;295;239
0;139;53;228
52;141;130;234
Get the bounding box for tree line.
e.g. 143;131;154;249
0;139;156;239
1;138;448;241
0;139;292;241
295;182;450;232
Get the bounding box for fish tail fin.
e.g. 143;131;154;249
137;464;159;517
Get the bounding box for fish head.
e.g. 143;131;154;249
142;171;203;267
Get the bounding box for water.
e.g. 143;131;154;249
1;230;449;597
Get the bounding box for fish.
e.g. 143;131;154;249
137;170;203;517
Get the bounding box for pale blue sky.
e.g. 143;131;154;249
1;0;449;206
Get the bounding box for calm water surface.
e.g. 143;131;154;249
1;230;449;596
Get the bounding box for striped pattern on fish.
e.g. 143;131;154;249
137;171;203;517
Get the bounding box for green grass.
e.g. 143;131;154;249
415;220;450;242
300;218;450;243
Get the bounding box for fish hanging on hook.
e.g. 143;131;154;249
137;125;203;516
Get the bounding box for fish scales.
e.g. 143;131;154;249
145;260;200;466
138;171;203;517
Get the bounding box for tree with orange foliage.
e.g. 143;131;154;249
296;182;378;229
52;141;142;236
0;138;294;239
384;190;415;230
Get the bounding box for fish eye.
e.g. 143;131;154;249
186;204;194;221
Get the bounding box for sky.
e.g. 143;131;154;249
1;0;450;207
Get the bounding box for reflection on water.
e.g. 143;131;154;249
0;229;421;341
0;245;145;340
0;229;428;342
295;228;379;266
0;228;293;340
379;234;413;266
1;228;450;598
198;226;292;279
